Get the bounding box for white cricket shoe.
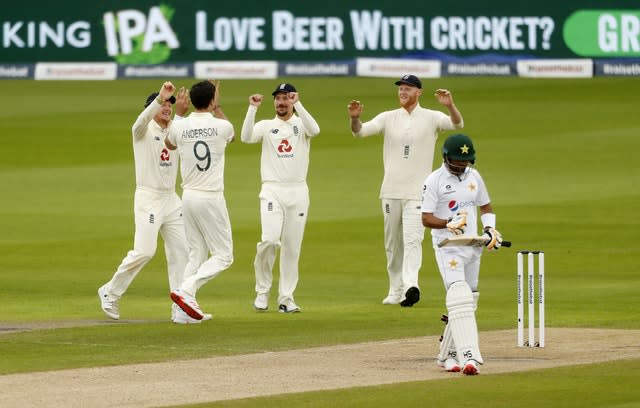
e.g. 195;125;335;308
437;358;461;372
254;293;269;311
98;285;120;320
172;304;201;325
170;288;204;320
278;302;301;313
462;359;480;375
382;295;401;305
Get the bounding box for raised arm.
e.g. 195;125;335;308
347;99;364;133
174;86;189;119
132;81;176;139
240;94;264;144
291;93;320;137
210;79;228;121
435;89;463;128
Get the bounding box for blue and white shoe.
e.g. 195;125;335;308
278;303;301;313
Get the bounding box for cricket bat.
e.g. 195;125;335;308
438;236;512;248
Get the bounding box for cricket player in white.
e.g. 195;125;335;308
421;133;503;375
348;74;464;307
241;83;320;313
98;81;192;323
166;80;234;321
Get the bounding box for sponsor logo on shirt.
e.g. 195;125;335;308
276;139;294;158
160;148;173;167
448;200;475;212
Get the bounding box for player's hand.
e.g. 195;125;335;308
208;79;221;108
446;211;467;235
159;81;175;100
288;91;299;104
483;227;503;251
434;89;454;107
249;94;263;107
347;100;363;118
175;87;190;116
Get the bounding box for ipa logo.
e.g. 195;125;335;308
103;5;179;64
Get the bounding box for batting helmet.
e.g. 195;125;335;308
443;134;476;163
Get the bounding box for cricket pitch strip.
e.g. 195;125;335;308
1;327;639;407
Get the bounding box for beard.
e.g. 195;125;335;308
276;106;290;118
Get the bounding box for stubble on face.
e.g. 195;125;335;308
274;94;292;118
397;85;421;109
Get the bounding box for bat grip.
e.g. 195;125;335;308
501;241;512;247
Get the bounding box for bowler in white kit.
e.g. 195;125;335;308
166;80;235;321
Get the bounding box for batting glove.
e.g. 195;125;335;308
446;211;467;235
483;228;503;251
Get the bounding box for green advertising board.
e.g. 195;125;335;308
1;0;638;63
564;10;640;57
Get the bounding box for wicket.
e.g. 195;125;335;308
517;250;545;347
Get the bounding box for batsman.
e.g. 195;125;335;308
421;133;503;375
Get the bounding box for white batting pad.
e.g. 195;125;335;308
437;323;457;363
446;281;484;364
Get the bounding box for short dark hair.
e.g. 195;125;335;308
190;81;215;110
144;92;175;108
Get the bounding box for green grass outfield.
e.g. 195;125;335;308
1;77;639;406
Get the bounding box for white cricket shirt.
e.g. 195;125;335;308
131;102;179;192
240;101;320;183
421;163;490;245
167;112;234;192
354;104;462;200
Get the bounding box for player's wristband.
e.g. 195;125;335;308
481;213;496;229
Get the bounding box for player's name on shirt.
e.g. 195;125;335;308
180;127;219;140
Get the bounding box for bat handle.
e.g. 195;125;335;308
501;241;512;248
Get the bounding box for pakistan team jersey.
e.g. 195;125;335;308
421;164;490;245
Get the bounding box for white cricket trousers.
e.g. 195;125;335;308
105;189;188;298
254;182;309;306
179;189;233;296
382;198;425;298
434;245;482;291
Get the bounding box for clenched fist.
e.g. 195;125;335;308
249;94;263;107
